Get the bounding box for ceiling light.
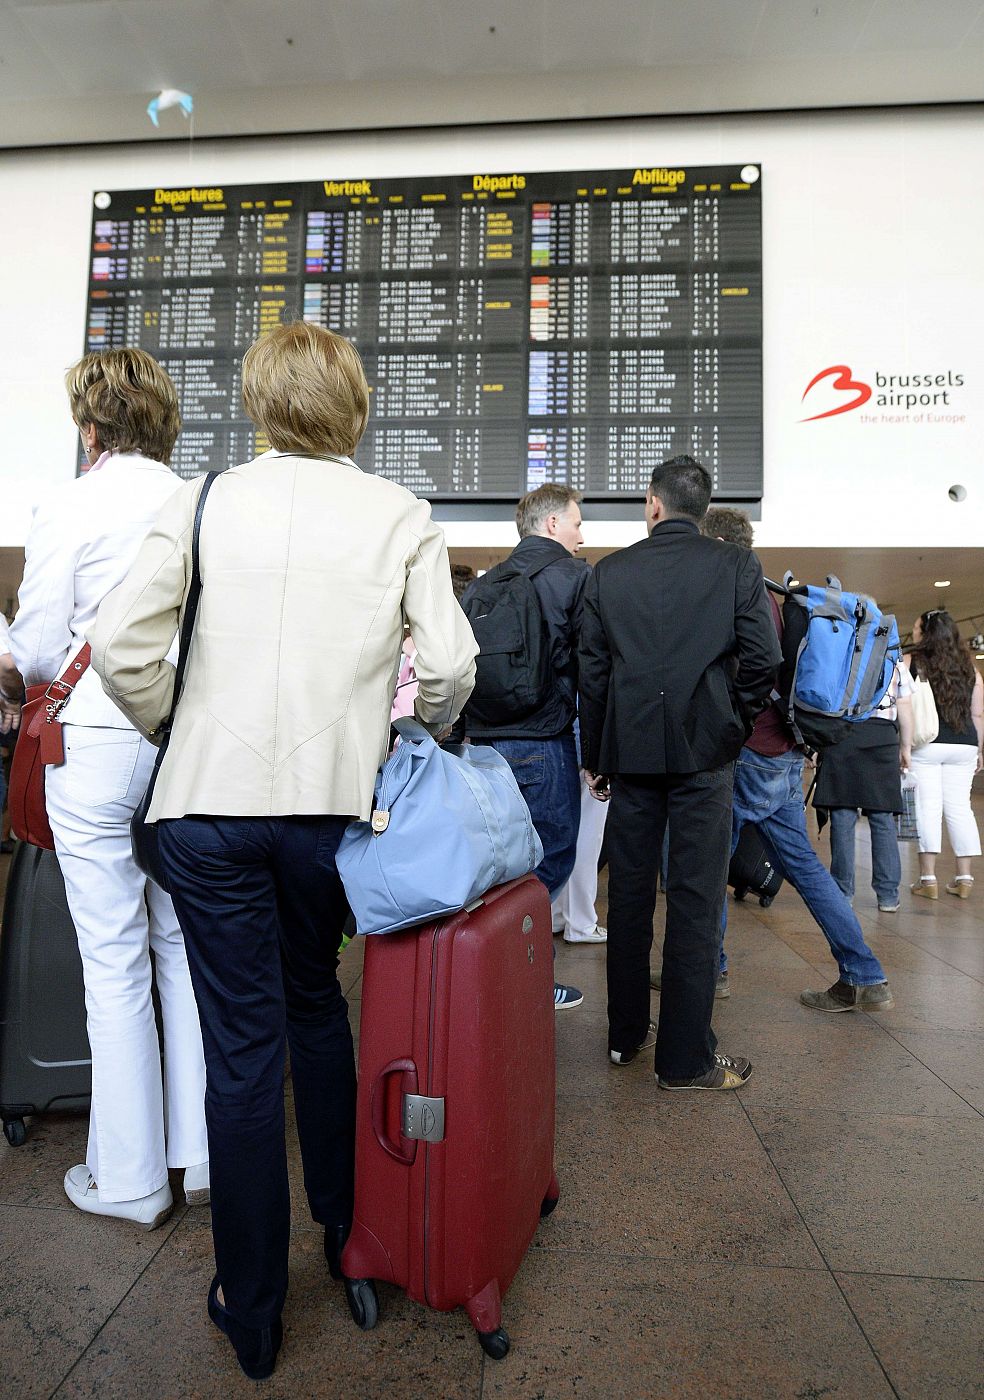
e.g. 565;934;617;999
934;580;950;588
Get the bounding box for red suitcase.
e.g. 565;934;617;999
341;874;559;1359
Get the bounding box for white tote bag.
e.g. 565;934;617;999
911;675;939;750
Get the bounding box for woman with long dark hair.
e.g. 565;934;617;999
905;610;983;899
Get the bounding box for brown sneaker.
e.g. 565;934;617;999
651;971;731;998
658;1052;752;1091
609;1021;658;1066
946;878;974;899
911;879;938;900
800;979;894;1013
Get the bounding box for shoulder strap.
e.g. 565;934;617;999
163;472;218;735
524;554;564;582
495;553;563;586
44;642;92;716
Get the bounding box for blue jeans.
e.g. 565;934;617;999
489;735;580;899
829;807;901;905
158;814;356;1330
721;750;886;986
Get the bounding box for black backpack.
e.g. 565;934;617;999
461;558;557;727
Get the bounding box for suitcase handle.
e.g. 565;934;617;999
370;1057;419;1166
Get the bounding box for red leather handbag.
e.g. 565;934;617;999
8;645;91;849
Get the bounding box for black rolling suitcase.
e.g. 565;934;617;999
729;825;784;908
0;841;90;1146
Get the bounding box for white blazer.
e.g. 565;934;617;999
11;453;184;727
90;452;478;822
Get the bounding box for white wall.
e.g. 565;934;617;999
1;106;981;551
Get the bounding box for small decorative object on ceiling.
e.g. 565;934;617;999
147;89;194;128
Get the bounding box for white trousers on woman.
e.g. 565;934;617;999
45;725;207;1202
910;742;982;857
551;770;610;937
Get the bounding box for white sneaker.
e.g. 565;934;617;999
184;1161;210;1205
63;1164;173;1230
563;925;607;944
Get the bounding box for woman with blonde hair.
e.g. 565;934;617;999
906;609;983;898
9;348;208;1227
91;321;477;1379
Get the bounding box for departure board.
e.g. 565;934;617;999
83;166;762;500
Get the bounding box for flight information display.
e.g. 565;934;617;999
83;166;762;499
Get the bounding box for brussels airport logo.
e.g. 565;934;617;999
800;364;966;425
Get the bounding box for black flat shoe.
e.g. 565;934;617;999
323;1222;351;1281
207;1276;282;1381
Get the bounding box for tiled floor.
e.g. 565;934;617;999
1;810;982;1399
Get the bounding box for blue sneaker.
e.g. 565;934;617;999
554;983;583;1010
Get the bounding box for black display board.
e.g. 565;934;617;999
84;165;762;499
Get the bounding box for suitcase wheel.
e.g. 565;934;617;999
540;1188;560;1219
344;1277;379;1331
478;1327;510;1361
733;886;747;902
3;1118;26;1148
758;895;774;908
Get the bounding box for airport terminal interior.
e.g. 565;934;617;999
2;841;984;1398
1;1;983;1397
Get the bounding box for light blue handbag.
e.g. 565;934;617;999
335;717;544;935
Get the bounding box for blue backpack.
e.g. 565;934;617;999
772;573;901;750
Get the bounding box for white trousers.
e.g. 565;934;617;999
552;771;610;937
910;742;982;857
45;726;207;1202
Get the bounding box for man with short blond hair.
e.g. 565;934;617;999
515;483;582;542
460;484;589;1010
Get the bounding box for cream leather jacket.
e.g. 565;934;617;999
90;452;477;822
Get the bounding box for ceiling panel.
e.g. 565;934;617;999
431;0;546;76
2;0;984;147
633;0;761;63
0;7;61;100
194;0;348;85
13;0;156;94
754;0;875;57
540;0;653;72
321;0;455;80
115;0;253;91
857;0;984;49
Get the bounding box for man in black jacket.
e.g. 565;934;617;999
579;457;780;1086
461;484;589;1010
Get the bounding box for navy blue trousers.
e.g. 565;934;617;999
158;815;356;1329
